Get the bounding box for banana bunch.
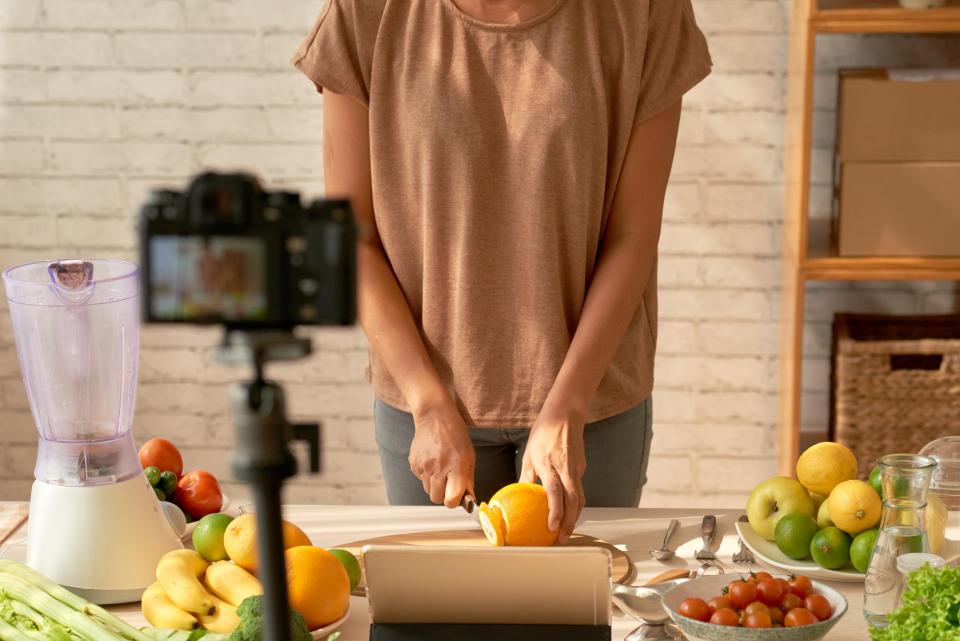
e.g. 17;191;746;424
142;549;263;633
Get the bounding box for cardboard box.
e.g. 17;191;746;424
838;69;960;162
838;162;960;257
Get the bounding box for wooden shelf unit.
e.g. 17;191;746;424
776;0;960;476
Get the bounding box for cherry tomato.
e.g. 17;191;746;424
757;578;786;606
804;594;832;621
744;602;768;616
752;571;773;582
138;438;183;478
775;577;791;597
769;605;784;625
172;470;222;519
707;595;733;614
781;593;803;611
678;598;711;622
709;608;739;626
784;607;819;627
744;611;773;628
789;574;814;599
728;581;758;609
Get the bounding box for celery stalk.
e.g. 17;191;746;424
0;616;37;641
5;598;74;641
0;572;125;641
0;561;153;641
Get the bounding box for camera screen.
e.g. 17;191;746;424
148;236;268;322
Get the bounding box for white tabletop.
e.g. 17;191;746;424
0;504;870;640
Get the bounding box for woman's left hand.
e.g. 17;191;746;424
519;411;586;544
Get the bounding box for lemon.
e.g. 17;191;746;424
810;526;852;570
829;480;882;535
223;513;313;573
774;513;819;560
796;442;858;495
927;492;948;554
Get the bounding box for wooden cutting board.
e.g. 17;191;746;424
335;529;636;596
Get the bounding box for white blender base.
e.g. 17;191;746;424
27;474;183;605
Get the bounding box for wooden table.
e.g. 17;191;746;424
0;504;870;640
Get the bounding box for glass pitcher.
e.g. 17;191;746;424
919;436;960;565
863;453;937;629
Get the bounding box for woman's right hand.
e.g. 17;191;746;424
409;401;476;508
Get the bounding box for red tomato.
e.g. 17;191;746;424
709;608;740;626
707;596;733;615
784;607;819;627
678;598;711;622
744;611;772;628
729;581;758;609
138;438;183;477
781;593;803;611
775;577;791;597
752;571;773;582
744;602;768;616
757;578;786;606
804;594;832;621
789;575;814;599
769;605;784;625
173;470;222;519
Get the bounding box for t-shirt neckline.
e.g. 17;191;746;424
442;0;568;32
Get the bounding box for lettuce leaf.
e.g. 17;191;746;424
871;565;960;641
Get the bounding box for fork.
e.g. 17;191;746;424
733;514;756;564
694;515;718;562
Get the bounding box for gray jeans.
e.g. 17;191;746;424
374;397;653;506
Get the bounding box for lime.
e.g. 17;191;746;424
775;513;819;560
192;512;234;562
144;466;161;487
810;526;852;570
328;549;361;591
850;528;878;573
153;487;166;502
868;466;882;498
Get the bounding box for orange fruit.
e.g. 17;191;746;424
222;513;312;573
285;546;350;630
478;483;558;547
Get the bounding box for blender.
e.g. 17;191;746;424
2;259;182;604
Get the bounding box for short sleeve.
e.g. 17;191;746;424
290;0;383;105
634;0;712;125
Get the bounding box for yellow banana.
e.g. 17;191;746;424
196;594;241;634
141;582;198;631
203;561;263;607
156;549;216;615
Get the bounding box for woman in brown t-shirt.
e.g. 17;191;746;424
293;0;710;542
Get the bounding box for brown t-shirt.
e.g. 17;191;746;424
292;0;711;427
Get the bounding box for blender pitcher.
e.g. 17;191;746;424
3;259;182;604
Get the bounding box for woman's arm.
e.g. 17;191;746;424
322;90;476;507
520;99;683;542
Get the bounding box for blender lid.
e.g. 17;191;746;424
920;436;960;492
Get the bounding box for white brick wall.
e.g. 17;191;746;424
0;0;956;510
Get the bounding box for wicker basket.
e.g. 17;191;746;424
830;313;960;476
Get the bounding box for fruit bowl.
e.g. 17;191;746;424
735;521;864;582
662;574;847;641
310;603;350;640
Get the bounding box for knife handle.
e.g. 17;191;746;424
701;515;717;542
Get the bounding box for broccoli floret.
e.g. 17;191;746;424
229;595;311;641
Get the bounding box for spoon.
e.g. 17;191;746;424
614;578;689;640
649;519;680;561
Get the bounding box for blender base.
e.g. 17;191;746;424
26;475;182;605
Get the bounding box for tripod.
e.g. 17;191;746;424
217;329;321;641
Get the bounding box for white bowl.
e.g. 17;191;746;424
661;574;847;641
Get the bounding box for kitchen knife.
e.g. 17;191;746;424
459;492;476;514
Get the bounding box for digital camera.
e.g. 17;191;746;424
139;172;356;328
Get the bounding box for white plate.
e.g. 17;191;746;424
735;521;865;583
310;603;350;640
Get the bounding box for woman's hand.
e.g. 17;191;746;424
519;409;586;544
409;401;476;508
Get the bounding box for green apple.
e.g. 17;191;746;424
808;490;828;512
746;476;816;541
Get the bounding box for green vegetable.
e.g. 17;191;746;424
871;564;960;640
144;467;162;487
0;559;154;641
159;472;178;499
227;595;311;641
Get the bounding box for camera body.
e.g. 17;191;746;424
140;172;356;329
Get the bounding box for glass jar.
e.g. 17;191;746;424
919;436;960;565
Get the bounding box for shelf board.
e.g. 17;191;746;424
813;0;960;33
